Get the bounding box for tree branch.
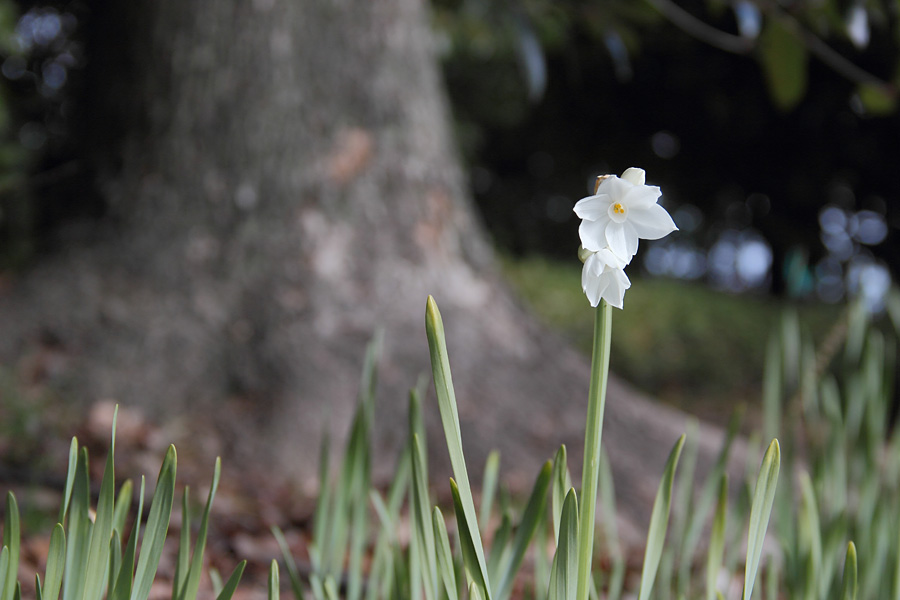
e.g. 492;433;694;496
645;0;755;54
647;0;897;99
766;5;897;97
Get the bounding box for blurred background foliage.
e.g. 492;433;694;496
433;0;899;305
0;0;93;270
0;0;896;414
431;0;899;414
503;256;843;420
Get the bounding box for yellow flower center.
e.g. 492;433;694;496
612;203;626;215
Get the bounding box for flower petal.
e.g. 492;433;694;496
595;247;628;269
595;176;618;195
623;185;662;208
579;219;609;252
605;222;632;261
620;167;645;186
605;176;633;200
605;267;632;309
623;222;639;259
573;194;612;221
582;255;610;307
628;203;678;240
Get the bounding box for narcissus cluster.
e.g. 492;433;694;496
573;168;677;308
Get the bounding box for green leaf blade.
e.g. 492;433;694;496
215;562;247;600
637;434;686;600
131;445;177;600
176;457;221;600
841;541;857;600
2;492;21;600
82;408;118;600
743;440;781;600
425;297;492;599
272;526;305;600
269;560;281;600
547;489;578;600
432;507;459;600
42;524;66;600
450;479;490;600
496;461;552;600
550;446;570;543
705;474;728;600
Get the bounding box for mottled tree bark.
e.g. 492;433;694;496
0;0;730;541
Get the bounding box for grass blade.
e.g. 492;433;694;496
322;577;338;600
210;570;222;597
63;447;91;600
216;561;247;600
42;524;65;600
450;478;490;599
173;488;191;600
598;450;620;565
347;339;378;600
0;549;8;600
705;474;728;600
110;527;133;600
426;297;492;598
480;451;501;527
131;445;177;600
765;560;778;600
551;446;570;542
683;409;741;553
176;458;221;600
533;514;551;600
269;560;280;600
109;532;122;599
110;477;145;600
112;480;134;541
841;542;857;600
409;510;423;600
487;513;512;586
495;461;552;600
373;435;413;598
311;429;332;571
272;526;305;600
82;408;118;600
325;396;369;578
637;434;686;600
433;507;459;600
347;462;369;600
548;489;578;600
743;440;781;600
798;471;822;598
57;438;78;525
411;434;438;600
368;486;403;600
3;492;20;600
469;581;484;600
309;571;325;600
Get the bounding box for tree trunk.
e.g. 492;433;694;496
0;0;730;542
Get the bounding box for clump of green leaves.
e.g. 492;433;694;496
751;295;900;600
0;407;246;600
7;288;897;599
269;291;896;599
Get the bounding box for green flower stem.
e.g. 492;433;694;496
575;299;613;600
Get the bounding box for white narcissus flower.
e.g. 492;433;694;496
581;248;631;309
574;167;678;261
